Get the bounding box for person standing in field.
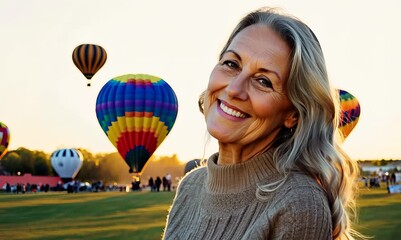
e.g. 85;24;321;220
148;177;155;192
166;173;172;191
155;176;162;192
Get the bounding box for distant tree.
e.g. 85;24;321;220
372;160;385;166
0;148;52;175
1;151;22;175
75;159;99;182
96;152;133;184
18;148;35;174
75;149;101;182
32;150;52;176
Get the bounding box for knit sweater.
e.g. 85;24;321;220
163;150;332;240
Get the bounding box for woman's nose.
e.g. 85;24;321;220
225;74;249;100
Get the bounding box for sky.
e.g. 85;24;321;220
1;0;401;162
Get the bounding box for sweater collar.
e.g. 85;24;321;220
206;149;281;193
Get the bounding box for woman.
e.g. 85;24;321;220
163;7;360;240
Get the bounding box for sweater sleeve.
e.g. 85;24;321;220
269;180;332;240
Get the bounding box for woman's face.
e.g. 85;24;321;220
204;24;298;153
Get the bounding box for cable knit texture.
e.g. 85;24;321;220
163;149;332;239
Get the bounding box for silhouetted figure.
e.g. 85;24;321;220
155;176;162;192
67;183;74;193
16;183;22;194
26;183;31;193
76;181;81;193
132;179;141;191
162;176;167;191
31;184;38;193
166;173;172;191
390;173;396;185
148;177;155;192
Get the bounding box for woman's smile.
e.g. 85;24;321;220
218;99;248;119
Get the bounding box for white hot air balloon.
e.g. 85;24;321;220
51;148;83;182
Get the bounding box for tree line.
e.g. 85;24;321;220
0;147;189;185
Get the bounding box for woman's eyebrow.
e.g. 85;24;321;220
223;50;241;61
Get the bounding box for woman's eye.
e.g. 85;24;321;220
256;78;273;88
222;60;239;69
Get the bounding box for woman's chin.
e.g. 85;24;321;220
207;128;234;143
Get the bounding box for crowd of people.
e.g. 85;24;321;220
2;180;105;193
129;173;175;192
362;169;398;188
147;173;172;192
3;182;51;193
2;175;177;194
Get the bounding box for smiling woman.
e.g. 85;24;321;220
204;25;296;164
163;7;363;240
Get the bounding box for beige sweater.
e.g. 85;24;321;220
163;150;332;240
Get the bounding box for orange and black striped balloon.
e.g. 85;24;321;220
72;44;107;86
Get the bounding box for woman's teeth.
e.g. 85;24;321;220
220;102;246;118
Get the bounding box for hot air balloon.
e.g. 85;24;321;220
95;74;179;174
50;148;83;182
72;43;107;86
338;89;361;139
0;122;10;159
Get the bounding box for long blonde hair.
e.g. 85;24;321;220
199;7;361;240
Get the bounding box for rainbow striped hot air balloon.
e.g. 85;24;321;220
72;43;107;86
95;74;178;174
0;122;10;159
338;89;361;139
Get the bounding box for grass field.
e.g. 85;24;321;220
355;186;401;239
0;186;400;240
0;191;176;240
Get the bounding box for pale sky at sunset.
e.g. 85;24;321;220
1;0;400;162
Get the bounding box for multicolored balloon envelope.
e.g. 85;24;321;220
338;89;361;139
50;148;84;182
72;43;107;86
95;74;179;174
0;122;10;159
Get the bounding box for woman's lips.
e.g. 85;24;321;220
218;100;249;118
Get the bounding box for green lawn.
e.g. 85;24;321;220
0;186;400;240
0;191;175;240
355;186;401;239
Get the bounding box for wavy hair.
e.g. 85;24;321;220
199;7;362;240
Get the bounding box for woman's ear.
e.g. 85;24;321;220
284;110;298;129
